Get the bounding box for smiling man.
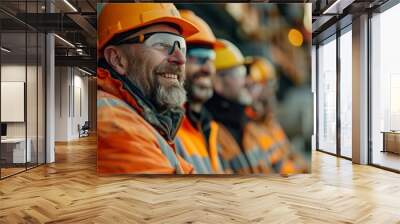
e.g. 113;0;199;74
97;3;199;174
173;10;224;174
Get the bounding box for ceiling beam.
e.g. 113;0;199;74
322;0;356;14
55;55;96;71
67;13;96;46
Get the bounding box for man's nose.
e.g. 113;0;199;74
167;44;186;66
200;60;215;76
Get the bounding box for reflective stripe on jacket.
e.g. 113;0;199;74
244;118;304;174
217;119;298;174
217;124;253;174
175;116;223;174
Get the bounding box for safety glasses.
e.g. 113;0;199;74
114;32;187;56
219;65;247;79
187;48;215;65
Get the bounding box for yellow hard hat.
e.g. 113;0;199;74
179;10;223;49
245;57;276;83
98;3;199;50
214;39;244;71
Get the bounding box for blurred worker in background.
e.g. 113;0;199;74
173;10;225;174
244;57;308;174
205;39;261;174
97;3;199;174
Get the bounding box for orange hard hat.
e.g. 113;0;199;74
98;3;199;50
179;10;223;49
245;57;276;83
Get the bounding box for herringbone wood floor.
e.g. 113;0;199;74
1;135;400;224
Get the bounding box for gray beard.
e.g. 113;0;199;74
126;57;186;110
154;83;187;110
126;72;186;110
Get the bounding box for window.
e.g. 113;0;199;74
317;36;337;154
339;28;352;158
371;2;400;171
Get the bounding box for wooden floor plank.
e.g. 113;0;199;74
0;135;399;223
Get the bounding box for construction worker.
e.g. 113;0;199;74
173;10;225;174
244;57;278;122
97;3;200;174
205;39;258;174
244;57;308;174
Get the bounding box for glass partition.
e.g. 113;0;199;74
1;30;28;177
0;1;46;179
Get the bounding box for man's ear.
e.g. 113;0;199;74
103;46;129;75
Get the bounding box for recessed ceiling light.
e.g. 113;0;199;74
54;34;75;48
77;67;93;76
63;0;78;12
1;47;11;53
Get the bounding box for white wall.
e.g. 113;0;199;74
54;67;89;141
1;65;35;138
55;66;69;141
1;65;26;81
72;73;89;138
1;82;25;122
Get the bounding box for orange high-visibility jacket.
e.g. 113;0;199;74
264;118;307;173
97;67;193;174
244;117;306;174
175;115;224;174
216;121;280;175
216;124;253;174
204;93;266;174
216;118;299;174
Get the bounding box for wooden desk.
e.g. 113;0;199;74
382;131;400;155
1;138;31;164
